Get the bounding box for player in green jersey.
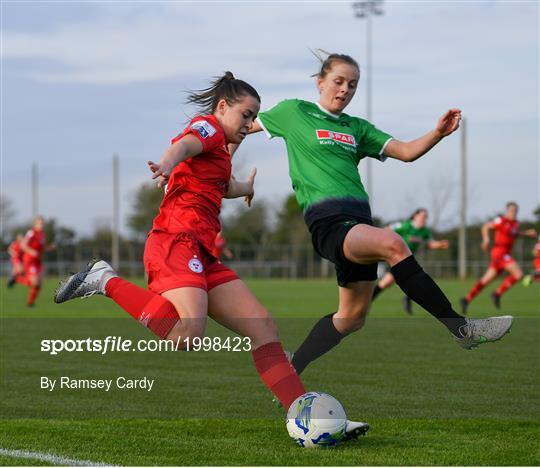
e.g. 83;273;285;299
371;208;449;314
243;51;512;375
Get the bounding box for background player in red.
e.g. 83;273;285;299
7;233;25;288
54;73;313;420
522;235;540;286
461;202;537;313
213;231;233;260
19;216;55;307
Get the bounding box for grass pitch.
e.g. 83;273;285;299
1;278;539;465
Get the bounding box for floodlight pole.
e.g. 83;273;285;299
112;154;120;271
458;118;467;279
352;0;384;205
32;163;38;218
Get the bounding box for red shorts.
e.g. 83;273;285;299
489;249;515;272
143;231;239;294
533;258;540;272
23;259;42;277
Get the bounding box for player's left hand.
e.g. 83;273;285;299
148;160;170;188
244;167;257;207
435;109;462;137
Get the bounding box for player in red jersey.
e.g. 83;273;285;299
522;235;540;286
18;216;55;306
460;202;537;313
213;231;233;260
7;233;25;288
54;73;308;414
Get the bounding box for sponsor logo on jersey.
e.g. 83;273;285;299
316;129;356;147
188;257;204;273
191;120;217;139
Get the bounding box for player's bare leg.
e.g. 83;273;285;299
162;287;209;348
208;279;305;409
335;281;374;334
491;261;523;309
460;266;499;314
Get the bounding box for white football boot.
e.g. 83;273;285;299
54;259;117;303
342;420;370;441
454;316;513;349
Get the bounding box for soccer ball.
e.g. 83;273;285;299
286;392;347;448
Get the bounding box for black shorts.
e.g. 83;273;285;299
304;198;378;286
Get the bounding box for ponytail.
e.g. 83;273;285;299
310;49;360;78
186;71;260;115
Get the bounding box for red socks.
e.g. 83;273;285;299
105;277;179;339
495;275;519;296
16;275;30;287
27;286;40;306
466;280;486;302
252;342;305;409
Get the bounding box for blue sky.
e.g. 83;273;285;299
1;1;538;235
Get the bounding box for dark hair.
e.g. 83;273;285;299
506;201;518;209
186;71;260;115
311;49;360;78
410;208;428;220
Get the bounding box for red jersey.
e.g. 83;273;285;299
533;242;540;260
151;115;231;255
491;216;519;253
23;228;45;261
8;239;23;261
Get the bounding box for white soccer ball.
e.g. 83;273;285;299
286;391;347;448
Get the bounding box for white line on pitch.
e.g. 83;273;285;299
0;448;117;466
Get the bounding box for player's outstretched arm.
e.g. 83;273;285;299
148;134;204;187
427;239;449;250
384;109;462;162
19;236;38;258
520;228;538;238
481;220;495;251
225;168;257;206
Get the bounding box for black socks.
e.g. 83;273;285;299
291;313;344;375
391;255;467;336
371;284;383;300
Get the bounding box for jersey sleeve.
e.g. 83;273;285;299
257;99;297;139
423;227;433;241
357;120;393;162
391;221;405;235
173;117;223;153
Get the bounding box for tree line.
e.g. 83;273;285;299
1;187;539;271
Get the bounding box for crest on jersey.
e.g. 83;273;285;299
191;121;217;139
188;257;204;273
316;129;356;147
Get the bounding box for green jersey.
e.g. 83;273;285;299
391;219;433;253
257;99;393;212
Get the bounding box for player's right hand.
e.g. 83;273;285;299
481;240;489;251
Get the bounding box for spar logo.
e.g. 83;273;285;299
316;129;356;147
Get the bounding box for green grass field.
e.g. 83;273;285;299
1;278;539;466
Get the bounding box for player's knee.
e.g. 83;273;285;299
513;271;523;280
336;305;369;334
250;315;280;347
385;234;410;264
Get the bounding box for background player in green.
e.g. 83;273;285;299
240;50;513;376
371;208;450;314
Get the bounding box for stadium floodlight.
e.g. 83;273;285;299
352;0;384;204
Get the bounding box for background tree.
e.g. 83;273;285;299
127;183;163;241
0;194;17;246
